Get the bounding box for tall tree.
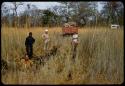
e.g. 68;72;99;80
1;3;11;27
59;2;94;27
89;2;98;27
42;9;58;27
101;1;123;26
11;2;23;27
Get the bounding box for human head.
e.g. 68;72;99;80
29;32;32;36
45;29;48;34
73;33;78;39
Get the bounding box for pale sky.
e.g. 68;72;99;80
2;2;103;14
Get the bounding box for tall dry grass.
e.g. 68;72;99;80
1;27;124;84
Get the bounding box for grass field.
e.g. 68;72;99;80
1;27;124;84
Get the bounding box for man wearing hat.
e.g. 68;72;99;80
42;29;50;51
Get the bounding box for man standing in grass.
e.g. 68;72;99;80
42;29;50;51
71;33;79;61
25;32;35;59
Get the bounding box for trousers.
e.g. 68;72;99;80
26;45;33;59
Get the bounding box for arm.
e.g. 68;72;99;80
32;37;35;44
42;34;45;39
25;38;28;46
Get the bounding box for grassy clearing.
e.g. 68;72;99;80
1;27;124;84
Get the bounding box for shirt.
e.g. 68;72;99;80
72;34;78;44
42;33;50;43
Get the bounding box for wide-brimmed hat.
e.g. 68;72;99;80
45;29;48;32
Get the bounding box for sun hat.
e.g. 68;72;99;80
45;29;48;32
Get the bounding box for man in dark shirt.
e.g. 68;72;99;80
25;32;35;59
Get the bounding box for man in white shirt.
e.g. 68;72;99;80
71;33;79;61
42;29;50;51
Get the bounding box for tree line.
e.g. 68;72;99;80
1;1;124;28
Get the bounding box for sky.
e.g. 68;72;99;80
2;2;103;14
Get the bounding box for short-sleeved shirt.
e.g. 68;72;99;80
42;33;50;43
72;34;78;44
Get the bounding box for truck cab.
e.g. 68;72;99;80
62;22;78;36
